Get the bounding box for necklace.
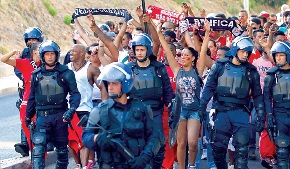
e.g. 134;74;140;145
73;60;87;72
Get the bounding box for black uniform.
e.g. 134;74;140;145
264;66;290;169
128;59;173;169
26;63;80;169
200;57;264;169
82;98;163;169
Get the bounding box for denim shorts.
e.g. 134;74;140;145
180;109;200;121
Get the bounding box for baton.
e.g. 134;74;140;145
142;0;148;33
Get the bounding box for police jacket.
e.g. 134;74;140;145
264;66;290;114
26;63;81;118
127;59;173;109
200;57;263;111
82;98;163;164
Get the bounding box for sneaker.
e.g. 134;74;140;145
187;165;196;169
173;161;179;169
248;151;257;160
201;149;207;160
210;167;217;169
228;163;234;169
261;160;273;169
75;164;81;169
87;161;96;169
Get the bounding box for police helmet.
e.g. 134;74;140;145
131;33;153;59
228;36;253;63
38;40;60;65
97;62;133;97
271;40;290;65
23;27;43;44
98;24;110;32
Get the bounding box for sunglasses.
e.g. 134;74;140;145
87;50;98;55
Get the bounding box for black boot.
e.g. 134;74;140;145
14;129;29;157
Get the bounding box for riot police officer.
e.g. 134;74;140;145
14;27;44;156
82;62;163;169
264;41;290;169
199;36;264;169
127;33;173;169
26;40;81;169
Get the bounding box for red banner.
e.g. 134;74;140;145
147;5;184;25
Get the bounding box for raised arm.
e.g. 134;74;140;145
157;23;180;76
144;14;160;55
87;13;119;62
197;19;210;77
1;50;20;66
114;18;127;50
74;18;94;46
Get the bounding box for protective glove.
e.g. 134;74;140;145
198;108;207;123
266;113;274;129
168;114;174;129
256;118;265;132
96;132;115;151
25;117;32;128
128;153;151;169
63;108;75;122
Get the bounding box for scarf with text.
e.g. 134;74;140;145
71;8;132;24
179;17;246;36
147;5;184;25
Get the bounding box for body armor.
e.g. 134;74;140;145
35;71;65;110
272;71;290;108
131;65;163;108
216;63;250;105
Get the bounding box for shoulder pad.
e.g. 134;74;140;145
32;67;41;74
126;62;137;68
150;60;164;68
266;66;279;74
55;64;69;73
216;58;229;63
98;99;115;109
88;107;101;125
244;62;257;70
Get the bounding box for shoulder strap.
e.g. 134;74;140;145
98;99;115;129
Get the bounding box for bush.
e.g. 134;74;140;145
253;0;287;7
42;0;57;16
63;15;72;25
173;0;190;5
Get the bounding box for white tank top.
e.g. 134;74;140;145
68;61;93;112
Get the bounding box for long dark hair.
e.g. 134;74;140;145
185;47;198;67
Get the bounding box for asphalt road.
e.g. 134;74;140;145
0;93;271;169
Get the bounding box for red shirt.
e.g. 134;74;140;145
15;59;40;101
164;65;176;112
248;49;261;64
215;35;227;48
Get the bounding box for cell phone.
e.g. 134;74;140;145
271;25;279;31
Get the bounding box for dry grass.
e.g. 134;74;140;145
0;0;279;55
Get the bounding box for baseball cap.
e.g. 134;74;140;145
163;30;176;41
259;11;269;18
251;17;261;25
162;22;176;30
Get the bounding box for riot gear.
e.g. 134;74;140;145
131;33;153;62
97;62;133;99
230;36;253;63
271;41;290;67
23;27;43;47
38;40;60;66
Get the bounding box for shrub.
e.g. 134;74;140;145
63;15;72;25
42;0;57;16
